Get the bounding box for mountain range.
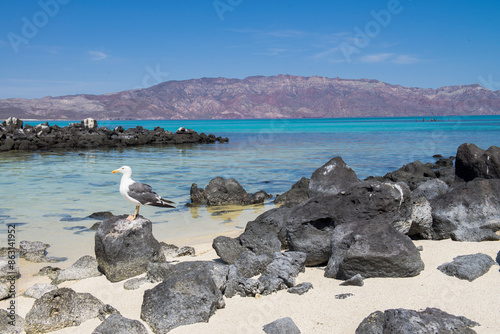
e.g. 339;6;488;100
1;75;499;120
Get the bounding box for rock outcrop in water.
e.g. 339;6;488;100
0;117;228;151
189;176;272;206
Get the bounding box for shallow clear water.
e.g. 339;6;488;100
2;115;499;260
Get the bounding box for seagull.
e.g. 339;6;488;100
112;166;175;220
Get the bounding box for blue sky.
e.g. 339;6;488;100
1;0;499;99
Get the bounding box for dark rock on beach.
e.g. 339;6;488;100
355;307;479;334
383;160;437;190
239;207;292;256
430;178;500;241
274;177;310;207
213;206;292;264
325;221;424;279
232;251;272;278
286;180;412;266
223;251;306;298
455;143;500;181
259;251;306;291
92;313;149;334
437;253;495;281
407;196;433;239
36;266;61;281
287;282;313;295
411;178;449;201
340;274;364;287
212;236;246;265
23;283;58;299
0;117;228;152
25;287;105;333
159;243;195;258
54;255;102;284
263;317;301;334
140;261;225;334
308;156;359;197
95;216;166;282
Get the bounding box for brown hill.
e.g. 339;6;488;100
0;75;498;120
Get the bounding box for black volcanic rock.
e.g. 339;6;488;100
94;216;166;282
455;143;500;181
1;75;499;120
0;118;228;151
324;221;424;279
430;178;500;241
308;156;359;197
355;308;479;334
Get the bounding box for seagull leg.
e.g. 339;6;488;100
127;205;140;221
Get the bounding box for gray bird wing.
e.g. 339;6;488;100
127;182;161;205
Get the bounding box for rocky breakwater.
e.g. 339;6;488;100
0;116;228;151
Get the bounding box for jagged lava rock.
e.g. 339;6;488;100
23;283;58;299
92;313;148;334
430;178;500;241
25;288;104;333
411;178;449;200
212;236;246;265
286;180;412;266
274;177;310;207
383;160;437;190
94;216;165;282
204;176;252;205
455;143;500;181
325;221;424;279
263;317;301;334
355;308;479;334
140;261;225;333
438;253;495;281
55;255;102;284
407;195;433;239
238;206;292;256
308;156;359;198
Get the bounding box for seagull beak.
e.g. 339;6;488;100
112;169;119;174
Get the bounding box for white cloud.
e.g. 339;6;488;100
359;53;421;64
392;54;420;64
89;50;108;61
359;53;394;63
254;48;288;56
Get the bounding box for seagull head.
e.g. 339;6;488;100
112;166;132;176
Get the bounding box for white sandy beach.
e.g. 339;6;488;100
2;232;499;334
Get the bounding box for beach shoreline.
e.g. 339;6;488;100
2;234;499;334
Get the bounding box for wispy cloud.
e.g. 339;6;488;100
359;53;394;63
392;54;420;64
359;53;421;64
229;28;306;39
254;48;288;56
89;50;108;61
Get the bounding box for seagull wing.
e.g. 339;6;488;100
127;182;175;208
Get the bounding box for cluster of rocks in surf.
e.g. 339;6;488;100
0;116;228;151
1;142;498;333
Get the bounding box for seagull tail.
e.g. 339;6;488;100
151;198;176;208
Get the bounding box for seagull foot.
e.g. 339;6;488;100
126;215;135;221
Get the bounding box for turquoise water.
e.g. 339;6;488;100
2;116;500;260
